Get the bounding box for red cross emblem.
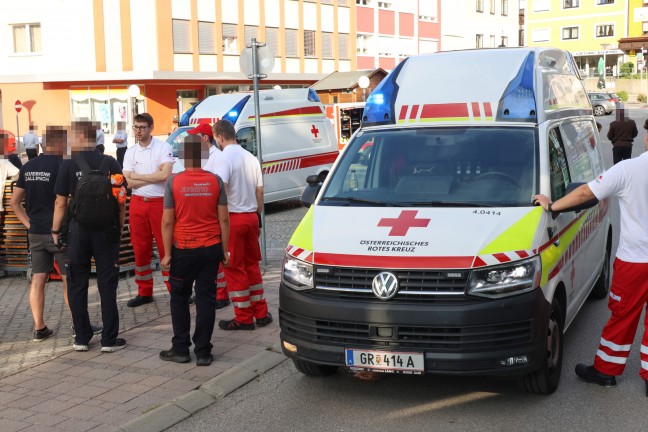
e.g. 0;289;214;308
310;125;319;138
378;210;430;236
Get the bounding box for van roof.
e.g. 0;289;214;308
362;47;592;128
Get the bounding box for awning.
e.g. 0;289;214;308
618;37;648;51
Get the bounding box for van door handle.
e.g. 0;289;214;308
547;227;560;247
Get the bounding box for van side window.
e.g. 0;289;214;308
559;120;596;182
236;127;257;156
548;127;571;200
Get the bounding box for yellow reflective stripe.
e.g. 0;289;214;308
289;206;314;251
539;212;588;286
478;207;543;255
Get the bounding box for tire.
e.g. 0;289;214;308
519;297;564;394
589;242;611;300
593;105;605;116
292;359;339;377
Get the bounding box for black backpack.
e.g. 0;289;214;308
71;156;118;230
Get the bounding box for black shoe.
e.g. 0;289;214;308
215;299;231;310
159;349;191;363
127;295;153;307
575;364;617;387
255;312;273;327
71;324;103;338
101;338;127;353
196;354;214;366
218;319;255;331
33;327;54;342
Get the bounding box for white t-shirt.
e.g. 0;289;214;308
123;137;174;197
0;160;20;211
23;131;40;149
588;151;648;262
203;145;231;182
114;130;128;148
222;144;263;213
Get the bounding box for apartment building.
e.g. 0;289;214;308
525;0;627;78
617;0;648;70
1;0;355;135
441;0;519;51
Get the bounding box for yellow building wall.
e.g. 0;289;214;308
628;0;646;37
1;83;70;136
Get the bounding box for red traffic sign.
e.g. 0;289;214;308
14;100;22;113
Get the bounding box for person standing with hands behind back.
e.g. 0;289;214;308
159;135;229;366
607;106;637;164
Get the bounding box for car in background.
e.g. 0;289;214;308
587;92;618;116
166;126;192;157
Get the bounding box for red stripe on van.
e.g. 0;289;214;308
473;256;488;267
312;253;474;269
410;105;420;120
471;102;481;118
493;253;511;263
251;106;323;119
517;250;529;259
420;103;469;119
261;151;339;175
399;105;409;120
483;102;492;117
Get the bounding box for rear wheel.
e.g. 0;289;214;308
519;297;564;394
589;243;611;300
593;105;605;116
292;359;339;377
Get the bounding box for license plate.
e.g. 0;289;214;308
345;349;424;374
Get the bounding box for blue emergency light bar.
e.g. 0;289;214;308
221;95;251;124
308;88;321;102
362;58;410;126
496;51;537;122
179;99;203;127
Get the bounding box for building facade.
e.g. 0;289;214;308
441;0;519;51
525;0;627;78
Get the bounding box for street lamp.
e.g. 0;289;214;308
600;43;610;88
127;84;141;118
358;75;370;102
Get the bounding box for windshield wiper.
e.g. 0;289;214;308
322;196;403;207
404;201;496;207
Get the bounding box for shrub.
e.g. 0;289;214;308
638;94;647;103
620;62;634;77
617;90;628;101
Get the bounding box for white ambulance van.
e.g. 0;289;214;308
279;47;612;394
179;88;339;203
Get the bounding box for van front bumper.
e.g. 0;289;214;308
279;283;551;376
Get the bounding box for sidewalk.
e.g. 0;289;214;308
0;248;286;432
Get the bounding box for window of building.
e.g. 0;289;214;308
596;0;614;4
321;0;332;3
339;33;349;59
501;0;508;15
222;24;238;54
11;23;41;53
357;34;371;55
245;25;258;44
356;0;371;5
285;29;298;57
562;26;579;40
563;0;579;7
476;0;484;12
378;1;391;8
643;22;648;34
490;35;496;47
531;28;550;42
172;19;190;54
596;24;614;37
198;21;215;54
266;27;279;56
338;0;348;5
490;0;496;14
476;34;483;48
322;32;333;59
304;30;316;57
532;0;550;12
501;35;508;46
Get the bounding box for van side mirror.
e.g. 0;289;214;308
301;175;323;207
554;182;599;214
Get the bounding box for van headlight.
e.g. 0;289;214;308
282;254;314;291
467;256;541;299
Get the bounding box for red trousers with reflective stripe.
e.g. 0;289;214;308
593;259;648;379
224;212;267;324
216;265;227;300
130;196;170;296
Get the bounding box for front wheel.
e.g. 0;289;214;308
292;359;339;377
593;105;606;116
519;296;564;394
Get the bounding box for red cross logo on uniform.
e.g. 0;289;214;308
378;210;431;236
310;125;319;138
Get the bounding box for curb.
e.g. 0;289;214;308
118;345;286;432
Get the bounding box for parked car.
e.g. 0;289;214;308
587;92;617;116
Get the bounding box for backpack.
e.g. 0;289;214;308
71;156;118;230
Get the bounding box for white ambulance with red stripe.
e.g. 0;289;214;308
279;47;612;394
186;88;338;203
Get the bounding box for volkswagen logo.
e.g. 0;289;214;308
372;272;399;300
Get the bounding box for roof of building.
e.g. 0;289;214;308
311;69;387;91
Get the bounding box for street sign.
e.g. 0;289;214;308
239;45;275;78
14;100;22;113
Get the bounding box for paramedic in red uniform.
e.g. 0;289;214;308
159;135;229;365
213;119;272;330
533;136;648;396
187;123;230;310
122;113;174;307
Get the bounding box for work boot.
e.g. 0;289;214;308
575;364;616;387
255;312;273;327
215;299;231;310
159;349;191;363
218;319;255;331
127;295;153;307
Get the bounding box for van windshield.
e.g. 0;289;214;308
321;127;537;207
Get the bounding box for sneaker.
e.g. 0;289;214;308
159;349;191;363
73;343;89;352
196;354;214;366
33;327;54;342
255;312;273;328
575;364;617;387
127;295;153;307
71;324;103;338
218;319;255;331
215;299;231;310
101;338;127;353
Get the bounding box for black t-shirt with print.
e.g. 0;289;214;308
15;155;62;235
54;151;122;198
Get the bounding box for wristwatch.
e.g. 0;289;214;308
51;229;60;234
547;202;553;212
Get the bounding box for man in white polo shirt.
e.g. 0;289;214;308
123;113;174;307
533;133;648;396
212;119;272;330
